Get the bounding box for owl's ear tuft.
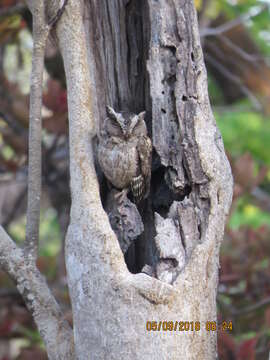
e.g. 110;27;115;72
106;105;118;120
138;111;146;121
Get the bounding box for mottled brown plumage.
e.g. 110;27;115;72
98;106;152;203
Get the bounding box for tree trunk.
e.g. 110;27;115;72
56;0;233;359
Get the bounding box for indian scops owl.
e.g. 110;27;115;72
98;106;152;203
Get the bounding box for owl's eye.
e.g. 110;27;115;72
133;118;140;128
108;117;121;128
111;121;120;128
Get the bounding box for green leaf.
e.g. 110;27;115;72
215;108;270;165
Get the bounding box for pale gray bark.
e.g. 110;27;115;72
25;0;69;261
56;0;233;359
0;2;75;360
0;0;233;359
0;227;74;359
25;0;48;260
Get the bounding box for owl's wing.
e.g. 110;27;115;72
137;135;152;199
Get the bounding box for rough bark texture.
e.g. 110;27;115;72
0;2;75;360
56;0;233;359
25;0;69;261
25;0;48;260
105;190;144;253
0;0;234;358
0;227;74;359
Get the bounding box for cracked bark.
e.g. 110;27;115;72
1;0;233;359
56;0;233;359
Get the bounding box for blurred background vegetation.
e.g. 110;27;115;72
1;0;270;359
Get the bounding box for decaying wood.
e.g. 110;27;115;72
105;189;144;253
154;211;185;284
169;199;200;258
84;0;227;282
1;0;233;358
54;0;233;358
147;0;211;246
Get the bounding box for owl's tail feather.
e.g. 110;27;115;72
131;175;145;204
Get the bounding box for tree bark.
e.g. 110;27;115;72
25;0;48;261
0;227;74;359
56;0;233;359
0;0;233;359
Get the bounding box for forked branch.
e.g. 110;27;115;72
0;226;74;359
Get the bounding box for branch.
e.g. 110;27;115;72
0;4;26;17
198;0;211;29
200;5;267;38
25;1;48;260
0;226;74;360
205;52;263;111
251;186;270;213
25;0;69;260
219;34;263;63
232;296;270;316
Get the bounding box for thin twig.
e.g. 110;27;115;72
0;4;26;17
3;184;27;228
0;288;22;298
251;187;270;213
200;5;268;38
219;34;263;63
0;110;25;134
198;0;211;29
205;52;262;111
232;297;270;316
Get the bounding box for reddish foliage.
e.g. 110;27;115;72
0;0;17;8
0;317;13;337
219;204;270;358
43;112;68;135
42;79;68;134
0;306;32;338
218;331;237;359
232;152;267;197
237;338;257;360
264;307;270;327
43;79;67;114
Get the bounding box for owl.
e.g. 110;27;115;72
98;105;152;203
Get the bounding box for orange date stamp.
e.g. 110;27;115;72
146;321;233;332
